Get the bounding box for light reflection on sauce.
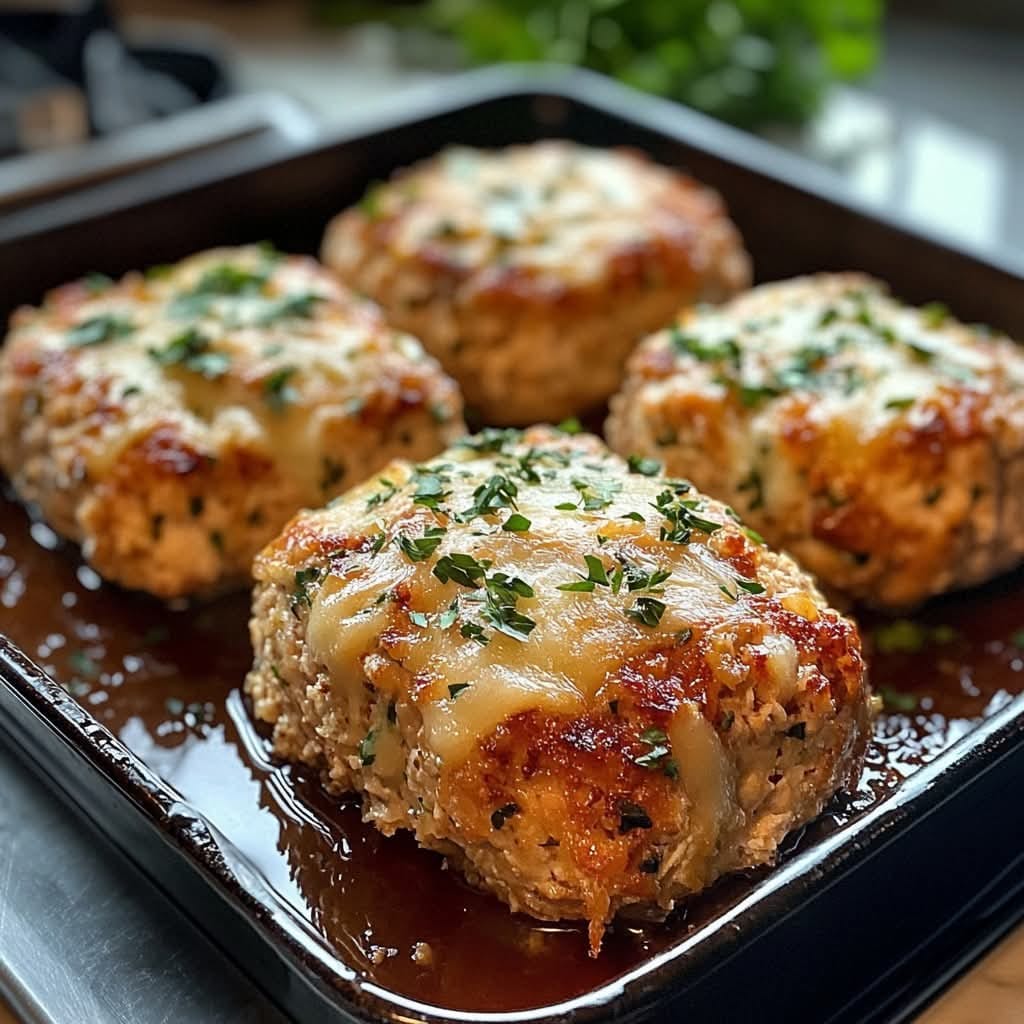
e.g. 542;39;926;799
0;488;1021;1012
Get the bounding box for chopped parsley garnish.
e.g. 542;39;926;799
438;601;459;630
905;339;936;362
481;572;536;641
622;563;671;593
460;621;489;645
411;472;451;510
625;597;666;628
359;182;385;218
433;552;490;588
733;380;783;407
885;396;915;411
448;682;471;699
490;802;519;830
67;314;135;347
366;478;398;510
558;553;610;593
567;476;621;512
358;730;377;766
433;557;535;643
502;513;531;532
252;292;323;325
618;801;653;834
734;576;766;595
263;365;298;410
671;327;741;366
461;473;518;520
921;302;950;328
396;526;446;563
654;488;721;543
621;511;646;523
878;687;918;713
292;566;322;609
195;263;267;295
169;263;267;317
633;727;679;778
457;427;523;455
557;417;583;435
627;454;662;477
149;326;230;378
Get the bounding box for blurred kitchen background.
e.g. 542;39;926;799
1;0;1022;262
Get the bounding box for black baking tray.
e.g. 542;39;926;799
1;67;1023;1024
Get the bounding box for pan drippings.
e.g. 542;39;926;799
1;489;1020;1012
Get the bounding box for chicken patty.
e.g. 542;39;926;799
0;245;464;598
606;274;1024;609
321;141;750;424
246;426;869;952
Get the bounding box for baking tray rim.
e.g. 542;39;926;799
2;64;1023;287
1;66;1023;1022
1;633;1022;1024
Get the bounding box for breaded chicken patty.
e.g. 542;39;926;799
246;427;869;952
0;246;464;598
321;141;750;424
606;274;1024;609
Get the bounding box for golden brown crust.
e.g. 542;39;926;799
246;427;869;951
607;273;1024;608
0;246;465;598
322;142;750;423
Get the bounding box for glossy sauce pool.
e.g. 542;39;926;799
1;489;1022;1013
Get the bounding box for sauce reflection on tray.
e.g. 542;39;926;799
1;488;1021;1012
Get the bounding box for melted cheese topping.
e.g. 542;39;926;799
650;274;1022;434
293;431;816;764
359;142;711;287
668;703;734;887
14;246;457;495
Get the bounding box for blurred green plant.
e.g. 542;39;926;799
315;0;884;128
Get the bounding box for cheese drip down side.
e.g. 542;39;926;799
293;430;820;766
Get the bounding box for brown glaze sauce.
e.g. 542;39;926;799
1;488;1022;1013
